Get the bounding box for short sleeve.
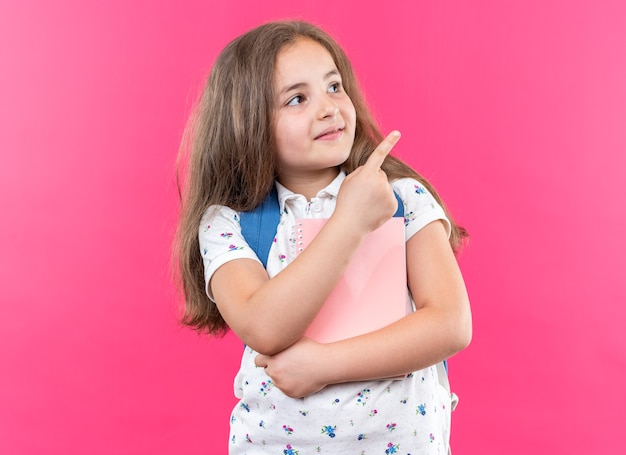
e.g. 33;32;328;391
198;206;262;301
392;178;451;241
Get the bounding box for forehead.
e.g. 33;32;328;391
274;38;338;85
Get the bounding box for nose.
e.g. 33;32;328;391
319;95;339;119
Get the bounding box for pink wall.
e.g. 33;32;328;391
1;1;624;453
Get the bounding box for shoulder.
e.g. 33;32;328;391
199;204;240;231
391;177;432;199
392;178;451;239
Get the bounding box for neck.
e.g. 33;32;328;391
277;167;340;200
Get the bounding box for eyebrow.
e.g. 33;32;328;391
279;69;340;95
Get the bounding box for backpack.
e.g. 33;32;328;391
239;186;455;409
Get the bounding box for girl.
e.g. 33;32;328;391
175;20;471;454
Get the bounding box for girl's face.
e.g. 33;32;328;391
273;38;356;185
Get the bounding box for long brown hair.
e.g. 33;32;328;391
174;20;467;334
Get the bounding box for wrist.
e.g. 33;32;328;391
326;212;369;245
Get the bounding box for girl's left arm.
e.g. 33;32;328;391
254;218;472;398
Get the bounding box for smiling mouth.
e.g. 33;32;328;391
315;127;344;140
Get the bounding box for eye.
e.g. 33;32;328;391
328;82;342;93
286;95;304;106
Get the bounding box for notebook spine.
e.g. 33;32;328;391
296;222;304;254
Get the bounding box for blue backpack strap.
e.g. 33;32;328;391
393;191;404;218
239;187;280;269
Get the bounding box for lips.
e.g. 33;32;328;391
314;126;344;140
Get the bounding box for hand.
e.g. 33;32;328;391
254;337;328;398
335;131;402;233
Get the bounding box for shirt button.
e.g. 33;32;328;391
312;203;322;213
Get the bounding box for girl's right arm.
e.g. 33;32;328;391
209;132;401;356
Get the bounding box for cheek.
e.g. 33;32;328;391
343;101;357;131
273;120;302;166
273;117;290;149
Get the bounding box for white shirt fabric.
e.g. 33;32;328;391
199;171;454;454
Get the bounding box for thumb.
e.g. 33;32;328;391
254;354;268;369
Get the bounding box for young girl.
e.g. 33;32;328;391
175;20;472;454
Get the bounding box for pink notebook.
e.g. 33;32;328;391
296;217;408;343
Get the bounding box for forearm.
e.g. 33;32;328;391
320;304;472;385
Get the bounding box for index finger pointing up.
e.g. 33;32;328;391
364;130;401;171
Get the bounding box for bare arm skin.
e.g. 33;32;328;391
210;132;402;355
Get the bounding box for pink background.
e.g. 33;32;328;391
1;1;624;453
